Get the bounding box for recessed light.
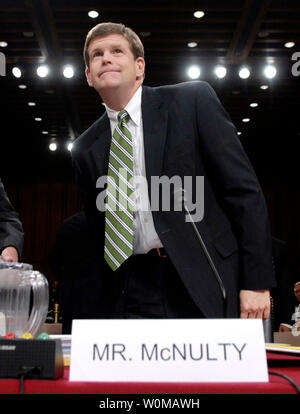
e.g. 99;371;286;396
194;11;205;19
242;118;250;123
260;85;269;90
187;42;198;48
12;67;22;78
67;142;73;151
35;117;42;122
264;65;277;79
28;102;36;106
284;42;295;48
42;131;48;134
237;132;242;136
63;65;74;78
23;32;34;38
258;30;269;38
18;84;27;89
214;65;227;79
49;142;57;151
0;41;8;47
88;10;99;18
250;103;258;107
36;65;49;78
187;65;201;79
239;67;250;79
139;32;151;37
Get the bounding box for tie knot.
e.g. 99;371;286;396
118;109;129;124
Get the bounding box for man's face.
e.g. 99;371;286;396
294;284;300;302
85;34;145;96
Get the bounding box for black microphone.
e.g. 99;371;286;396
174;188;227;317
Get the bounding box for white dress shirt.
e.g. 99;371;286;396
105;86;163;254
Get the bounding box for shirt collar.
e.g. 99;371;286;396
105;86;142;127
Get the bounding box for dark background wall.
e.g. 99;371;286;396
5;179;81;280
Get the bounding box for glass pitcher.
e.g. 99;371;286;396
0;262;49;338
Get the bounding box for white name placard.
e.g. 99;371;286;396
69;319;268;383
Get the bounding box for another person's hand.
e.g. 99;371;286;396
0;246;19;262
279;324;292;332
240;289;270;319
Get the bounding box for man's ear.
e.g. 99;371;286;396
85;66;93;87
136;57;145;80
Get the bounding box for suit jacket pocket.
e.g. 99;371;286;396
213;229;238;258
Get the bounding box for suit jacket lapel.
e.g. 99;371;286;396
142;86;168;186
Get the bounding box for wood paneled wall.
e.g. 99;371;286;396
6;181;82;280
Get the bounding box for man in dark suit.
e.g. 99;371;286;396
0;179;23;261
49;211;112;332
71;22;276;319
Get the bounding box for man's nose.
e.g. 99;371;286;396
102;51;112;64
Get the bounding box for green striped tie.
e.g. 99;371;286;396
104;109;134;271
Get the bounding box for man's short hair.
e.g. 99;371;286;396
83;22;144;68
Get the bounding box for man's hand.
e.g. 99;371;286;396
0;246;19;262
240;289;270;319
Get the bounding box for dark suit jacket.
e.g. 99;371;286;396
72;81;276;318
0;179;24;259
49;211;110;317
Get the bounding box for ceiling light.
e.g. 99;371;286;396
237;132;242;136
264;65;277;79
139;32;151;37
34;117;42;122
242;118;250;123
187;65;201;79
67;142;73;151
258;30;269;38
63;65;74;78
284;42;295;48
239;67;250;79
27;102;36;106
18;84;27;89
260;84;269;90
12;67;22;78
88;10;99;18
0;41;8;47
187;42;198;48
37;65;49;78
42;131;48;134
23;32;34;38
194;11;205;19
49;142;57;151
250;103;258;107
214;65;227;79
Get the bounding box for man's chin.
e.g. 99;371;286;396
96;76;119;86
94;82;121;97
